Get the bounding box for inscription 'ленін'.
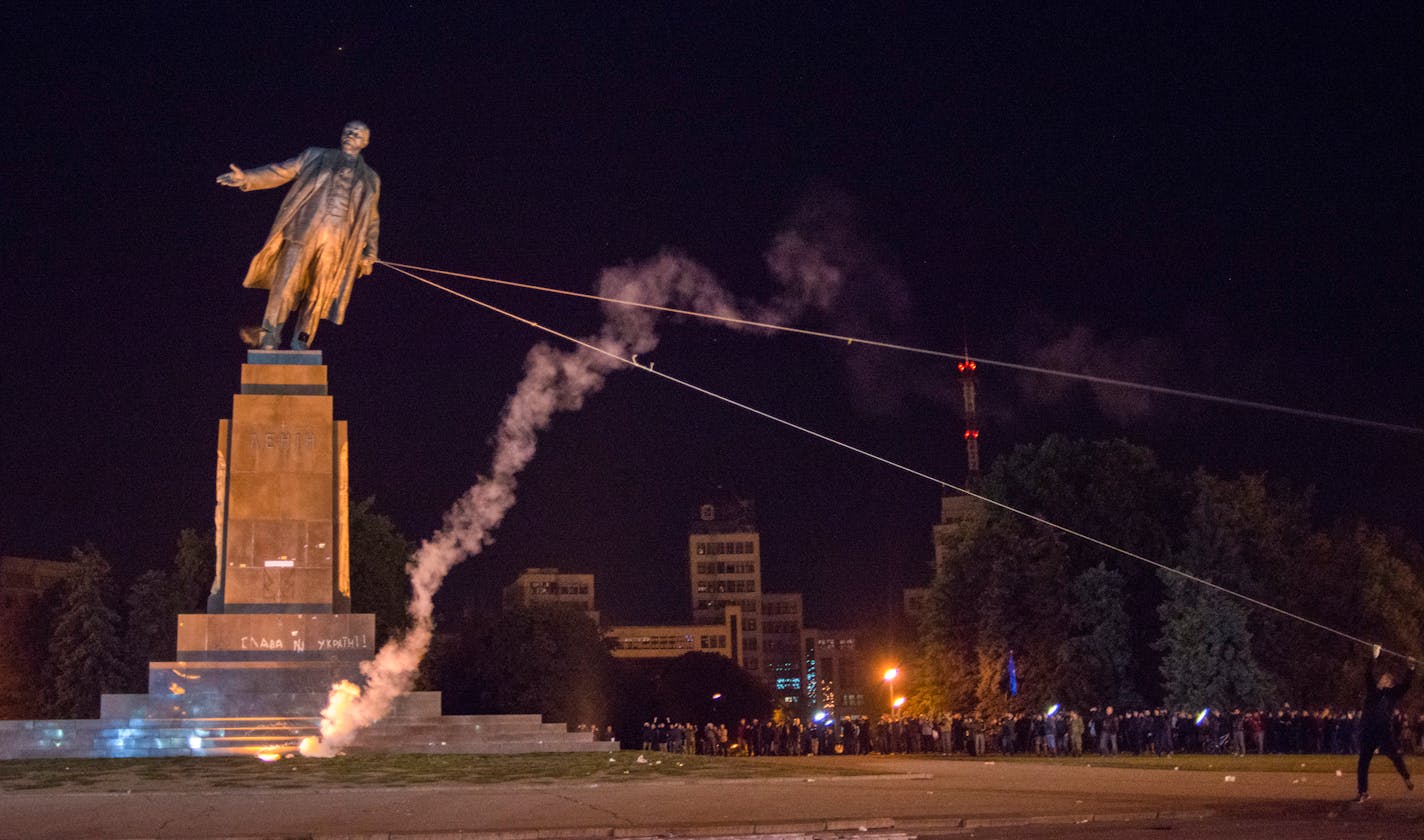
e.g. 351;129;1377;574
247;429;316;452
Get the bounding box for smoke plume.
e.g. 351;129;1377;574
1019;324;1170;425
765;188;920;414
301;242;844;756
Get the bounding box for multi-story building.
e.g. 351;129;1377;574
688;498;810;702
689;499;763;672
502;568;598;623
761;592;806;707
605;606;742;663
802;628;871;719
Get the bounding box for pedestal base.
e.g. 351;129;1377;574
0;695;615;758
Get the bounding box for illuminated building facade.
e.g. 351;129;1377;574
688;498;809;704
502;567;598;623
605;605;742;662
802;628;870;718
689;499;763;671
762;592;806;707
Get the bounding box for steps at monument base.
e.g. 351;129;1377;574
101;689;444;719
347;719;613;755
0;713;615;759
0;718;315;758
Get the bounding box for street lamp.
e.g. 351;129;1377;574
883;667;899;717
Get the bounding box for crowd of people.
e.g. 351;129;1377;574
628;705;1424;758
625;653;1416;804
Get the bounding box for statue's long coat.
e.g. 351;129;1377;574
239;147;380;325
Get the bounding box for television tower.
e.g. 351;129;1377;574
932;349;985;574
956;350;981;491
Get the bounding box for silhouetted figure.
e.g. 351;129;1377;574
1357;644;1416;802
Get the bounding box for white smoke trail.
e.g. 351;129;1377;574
300;244;845;756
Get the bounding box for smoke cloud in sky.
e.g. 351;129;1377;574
1018;324;1173;425
765;188;923;415
301;227;852;755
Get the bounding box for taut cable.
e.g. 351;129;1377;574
383;261;1413;663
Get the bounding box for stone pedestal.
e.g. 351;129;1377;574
210;349;350;614
131;350;375;719
0;351;611;757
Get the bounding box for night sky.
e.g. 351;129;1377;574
4;4;1422;631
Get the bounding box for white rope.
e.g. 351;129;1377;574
377;260;1424;437
382;261;1415;663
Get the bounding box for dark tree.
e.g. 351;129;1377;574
919;499;1073;715
1157;575;1270;710
973;519;1072;713
171;528;215;611
122;569;178;690
912;432;1424;713
605;651;772;749
45;545;123;718
915;498;988;712
349;496;413;643
1155;473;1276;709
983;435;1182;701
121;529;215;690
648;651;774;725
427;605;613;727
987;435;1182;567
1060;563;1139;707
1318;524;1424;704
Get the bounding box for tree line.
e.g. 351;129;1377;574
14;498;415;718
17;434;1421;726
912;434;1424;717
11;497;766;736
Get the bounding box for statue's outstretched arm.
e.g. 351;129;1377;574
215;152;307;192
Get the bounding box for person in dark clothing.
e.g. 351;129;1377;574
1357;644;1417;802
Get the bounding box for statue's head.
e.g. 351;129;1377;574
341;121;371;155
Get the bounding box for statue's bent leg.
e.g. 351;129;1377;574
291;299;318;351
263;240;314;348
290;233;343;350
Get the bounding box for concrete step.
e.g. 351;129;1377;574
0;713;614;759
